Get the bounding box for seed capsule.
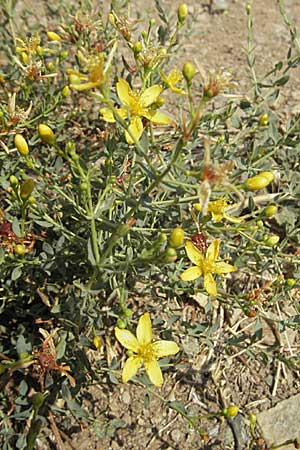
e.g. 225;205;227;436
20;178;35;199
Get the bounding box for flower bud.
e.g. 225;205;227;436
37;45;44;56
256;220;264;229
116;318;126;329
178;3;188;23
259;113;269;126
182;62;196;83
14;244;26;255
14;134;29;156
93;336;102;350
62;85;70;97
133;41;143;54
263;204;277;217
47;62;55;72
286;278;296;287
69;74;81;86
9;175;19;186
224;405;239;418
149;18;156;27
246;3;251;14
264;234;280;247
244;171;274;190
38;124;55;144
47;31;61;41
20;178;35;199
21;52;29;65
169;227;185;248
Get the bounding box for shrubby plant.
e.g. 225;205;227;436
0;0;299;448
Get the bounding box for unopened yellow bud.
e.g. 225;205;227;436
169;227;185;248
133;41;143;54
14;134;29;156
93;336;102;350
68;74;81;85
264;234;280;247
263;205;277;217
20;178;35;199
182;62;196;83
47;62;55;72
259;113;269;126
37;45;44;56
62;85;70;97
286;278;296;287
178;3;188;23
245;171;274;190
108;13;116;27
14;244;26;255
38;124;55;144
9;175;19;186
193;203;202;212
21;52;29;65
224;405;239;418
47;31;61;41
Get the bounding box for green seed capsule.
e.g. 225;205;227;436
116;318;126;329
20;178;35;199
32;392;45;410
164;247;177;263
14;134;29;156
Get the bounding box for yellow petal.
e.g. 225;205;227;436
144;358;163;387
136;312;153;345
70;81;98;91
125;117;143;144
214;262;237;274
204;273;217;296
180;266;202;281
144;110;172;124
152;340;179;358
185;241;204;265
140;85;162;107
206;240;220;263
211;211;223;222
115;328;139;352
122;355;143;382
99;107;115;123
117;78;132;106
223;213;242;223
115;107;128;121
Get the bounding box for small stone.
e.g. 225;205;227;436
122;390;131;405
171;429;183;443
257;393;300;450
210;0;229;13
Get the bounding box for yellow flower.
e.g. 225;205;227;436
194;198;242;223
115;312;179;387
100;78;171;144
180;240;236;296
160;69;186;94
69;53;105;91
